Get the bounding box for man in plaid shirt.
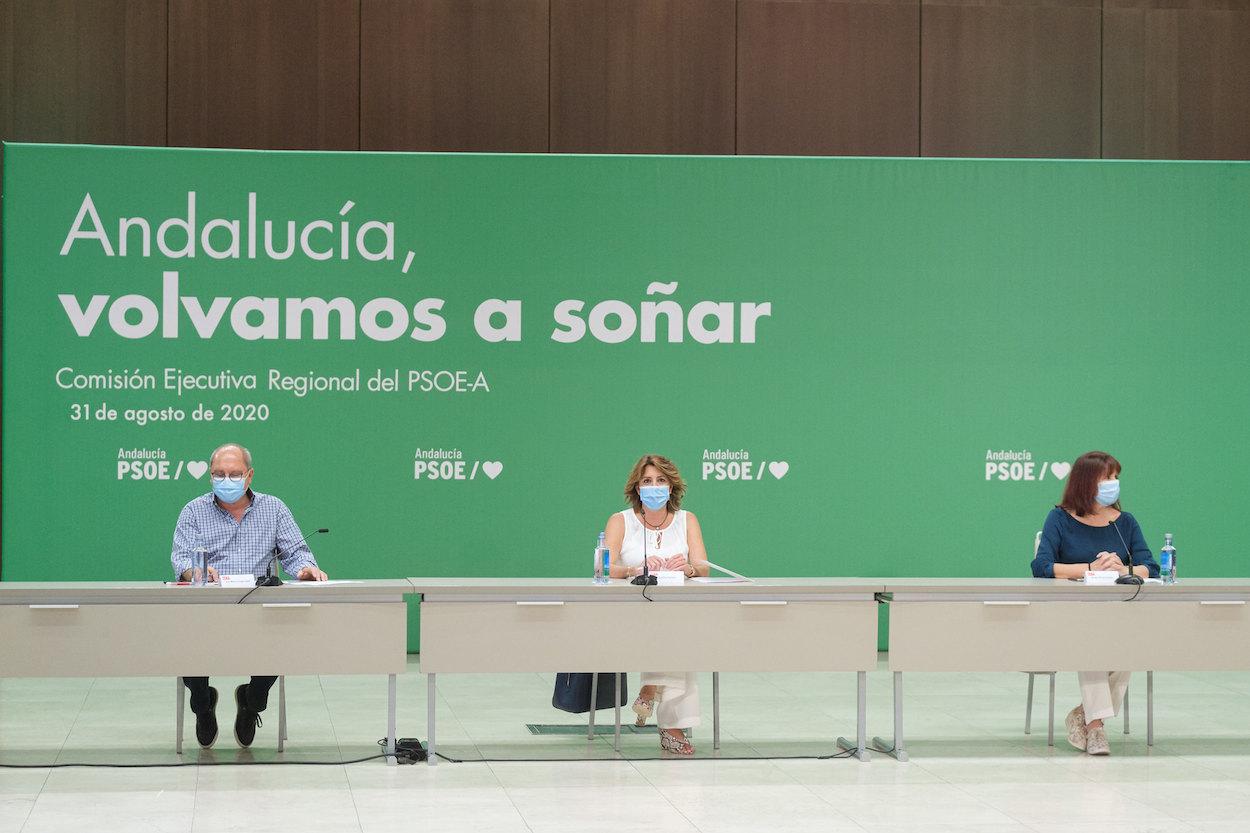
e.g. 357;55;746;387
171;443;328;748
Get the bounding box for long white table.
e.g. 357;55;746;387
409;577;882;764
0;579;411;763
883;578;1250;760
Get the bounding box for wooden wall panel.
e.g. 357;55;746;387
168;0;359;150
0;0;166;147
1104;0;1250;160
738;0;920;156
360;0;549;152
551;0;736;154
921;0;1101;157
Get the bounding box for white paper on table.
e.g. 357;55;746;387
283;580;362;586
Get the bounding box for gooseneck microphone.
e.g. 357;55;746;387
631;514;658;587
236;527;329;605
259;527;330;586
1111;519;1142;586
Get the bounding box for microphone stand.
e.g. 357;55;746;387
1115;554;1143;585
237;527;329;604
631;550;658;586
1112;520;1142;586
631;510;658;586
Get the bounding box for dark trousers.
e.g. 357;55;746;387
184;675;277;715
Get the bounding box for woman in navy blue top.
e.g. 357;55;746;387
1031;451;1158;756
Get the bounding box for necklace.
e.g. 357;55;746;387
641;509;669;549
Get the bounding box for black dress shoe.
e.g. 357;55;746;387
196;687;219;748
234;684;263;747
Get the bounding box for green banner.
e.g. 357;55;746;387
4;144;1249;651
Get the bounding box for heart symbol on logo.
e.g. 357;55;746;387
1050;461;1072;480
186;460;208;480
768;461;790;480
482;461;503;480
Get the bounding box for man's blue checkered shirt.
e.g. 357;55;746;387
170;490;318;579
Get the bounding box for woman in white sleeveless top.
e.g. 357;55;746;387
603;454;711;755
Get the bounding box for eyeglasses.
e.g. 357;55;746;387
211;472;249;483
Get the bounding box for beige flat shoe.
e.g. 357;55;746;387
1086;725;1110;756
1065;705;1087;751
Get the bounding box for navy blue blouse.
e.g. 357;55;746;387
1030;507;1159;579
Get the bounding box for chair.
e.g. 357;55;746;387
1024;531;1153;746
175;676;287;753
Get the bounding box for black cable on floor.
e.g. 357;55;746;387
430;748;861;763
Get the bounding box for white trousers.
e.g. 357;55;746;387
641;671;701;730
1079;670;1131;724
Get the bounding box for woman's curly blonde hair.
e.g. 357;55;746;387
623;454;685;513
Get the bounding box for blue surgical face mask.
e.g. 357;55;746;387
212;476;248;504
638;485;670;511
1096;479;1120;506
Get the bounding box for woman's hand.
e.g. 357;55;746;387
1091;551;1124;574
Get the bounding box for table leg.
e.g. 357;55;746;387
1147;670;1154;747
836;671;871;761
277;676;286;753
1025;673;1035;734
857;671;868;760
426;673;437;767
588;674;598;740
175;676;184;755
1047;673;1055;747
614;673;622;752
872;671;908;761
713;672;721;752
386;673;397;766
1124;687;1131;735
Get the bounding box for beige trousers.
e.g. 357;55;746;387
641;671;701;730
1079;670;1132;724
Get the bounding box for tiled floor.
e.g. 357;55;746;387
2;656;1249;832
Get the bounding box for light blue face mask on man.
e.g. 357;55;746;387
638;485;670;511
1096;479;1120;506
212;476;248;504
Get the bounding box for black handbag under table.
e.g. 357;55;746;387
551;672;628;713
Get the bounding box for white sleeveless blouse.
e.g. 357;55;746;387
618;509;689;569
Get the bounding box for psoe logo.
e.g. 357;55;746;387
413;447;503;481
985;449;1070;482
701;448;789;481
115;447;208;481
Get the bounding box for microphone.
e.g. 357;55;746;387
1111;519;1142;586
631;515;658;587
258;527;329;587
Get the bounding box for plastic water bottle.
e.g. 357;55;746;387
191;546;209;586
593;532;610;585
1159;533;1176;584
